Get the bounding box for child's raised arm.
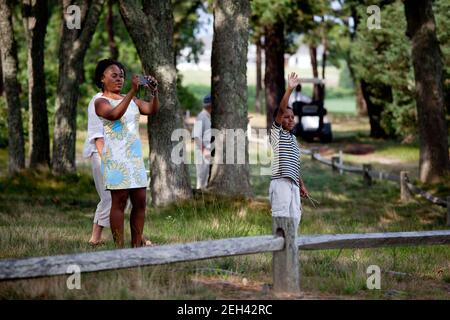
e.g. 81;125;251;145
275;72;300;124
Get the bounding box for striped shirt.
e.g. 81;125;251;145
270;121;301;186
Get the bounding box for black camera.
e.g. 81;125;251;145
138;75;158;88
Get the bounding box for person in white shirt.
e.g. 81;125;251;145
288;84;312;108
192;94;212;189
83;92;111;246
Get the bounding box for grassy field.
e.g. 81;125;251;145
180;67;354;114
183;84;356;115
179;66;341;87
325;97;356;114
0;114;449;300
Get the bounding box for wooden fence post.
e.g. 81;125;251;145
331;156;339;173
400;171;412;202
272;216;300;294
362;164;372;186
446;196;450;227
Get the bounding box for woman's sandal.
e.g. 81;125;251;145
88;240;105;247
141;237;155;247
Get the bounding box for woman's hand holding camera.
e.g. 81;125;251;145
131;75;140;94
139;75;158;95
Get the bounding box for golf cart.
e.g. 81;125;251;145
291;78;332;143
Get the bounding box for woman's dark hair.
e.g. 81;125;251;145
93;59;126;90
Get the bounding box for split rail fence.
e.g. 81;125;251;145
0;216;449;294
0;146;449;294
305;147;450;226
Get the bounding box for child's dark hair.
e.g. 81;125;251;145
273;106;293;121
93;59;126;91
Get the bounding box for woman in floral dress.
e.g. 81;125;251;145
93;59;159;247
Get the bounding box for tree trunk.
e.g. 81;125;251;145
207;0;252;197
360;80;391;138
321;39;327;80
119;0;192;206
309;45;321;101
347;4;367;115
264;22;284;130
255;36;262;114
355;82;367;115
106;0;118;60
0;56;3;96
404;0;449;183
346;58;367;115
52;0;104;174
320;38;327;102
0;0;25;174
22;0;50;169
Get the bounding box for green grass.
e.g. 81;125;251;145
326;97;356;114
184;84;267;114
1;155;449;299
184;83;355;115
0;114;449;299
375;144;420;162
179;66;342;87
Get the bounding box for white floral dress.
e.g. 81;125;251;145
99;96;147;190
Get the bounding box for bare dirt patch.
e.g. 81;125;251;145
192;275;350;300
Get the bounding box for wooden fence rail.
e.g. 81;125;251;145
1;216;449;294
403;175;448;207
309;148;448;209
0;149;448;292
0;235;284;281
297;230;450;250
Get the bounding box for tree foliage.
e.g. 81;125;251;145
350;1;416;138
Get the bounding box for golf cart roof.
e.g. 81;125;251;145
298;78;324;84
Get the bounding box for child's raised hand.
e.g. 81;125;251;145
287;72;300;90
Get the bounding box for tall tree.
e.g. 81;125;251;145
309;44;320;100
320;17;327;81
325;1;368;114
303;13;322;101
52;0;104;174
119;0;192;206
404;0;449;183
360;80;392;138
264;21;285;130
255;35;263;114
256;0;322;128
434;0;450;115
172;0;204;66
0;56;3;96
106;0;118;60
347;2;367;115
208;0;252;197
249;11;264;115
22;0;50;168
349;2;409;139
251;0;297;130
0;0;25;174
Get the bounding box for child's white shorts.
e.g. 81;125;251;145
269;178;302;230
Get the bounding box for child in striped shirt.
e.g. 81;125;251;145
269;72;309;231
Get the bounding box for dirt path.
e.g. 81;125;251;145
192;276;350;300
